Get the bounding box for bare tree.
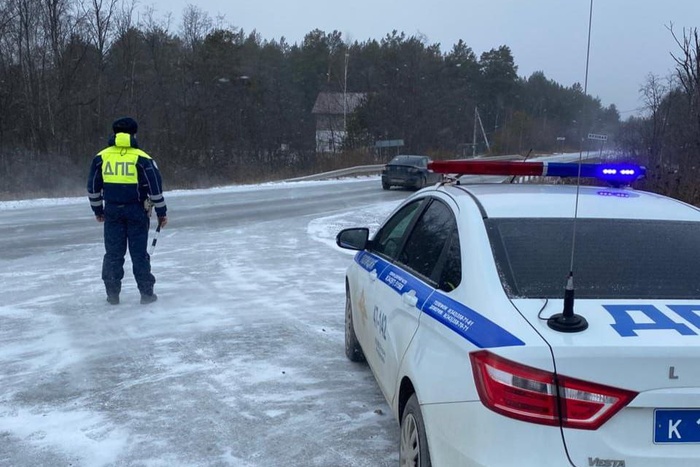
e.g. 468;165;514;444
40;0;70;66
180;4;211;52
78;0;118;121
112;0;138;111
79;0;117;58
14;0;43;149
38;0;75;136
669;24;700;151
640;72;670;164
0;0;18;144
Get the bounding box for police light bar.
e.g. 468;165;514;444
428;160;646;184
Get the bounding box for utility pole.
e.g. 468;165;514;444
344;52;349;134
472;107;491;156
472;107;478;158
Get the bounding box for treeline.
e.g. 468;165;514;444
1;1;620;198
617;27;700;205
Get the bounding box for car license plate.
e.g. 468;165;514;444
654;409;700;443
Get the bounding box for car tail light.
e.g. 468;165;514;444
470;351;637;430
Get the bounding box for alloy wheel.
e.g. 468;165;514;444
399;413;420;466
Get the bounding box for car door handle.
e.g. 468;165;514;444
369;270;378;282
402;291;418;307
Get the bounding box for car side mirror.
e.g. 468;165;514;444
336;228;370;251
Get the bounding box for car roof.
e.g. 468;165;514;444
437;183;700;221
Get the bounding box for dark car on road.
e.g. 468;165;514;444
381;155;443;190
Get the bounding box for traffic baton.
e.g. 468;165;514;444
148;220;162;255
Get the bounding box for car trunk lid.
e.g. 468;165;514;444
513;299;700;466
385;164;418;175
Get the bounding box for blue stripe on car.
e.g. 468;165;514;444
421;291;525;348
354;251;524;348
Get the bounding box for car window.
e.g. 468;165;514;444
437;228;461;291
487;218;700;299
371;200;424;259
398;199;457;282
388;155;427;167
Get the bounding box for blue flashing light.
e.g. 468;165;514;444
596;164;646;184
544;163;645;185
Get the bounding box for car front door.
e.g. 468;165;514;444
355;199;427;379
370;196;460;402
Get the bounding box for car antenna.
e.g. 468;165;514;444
547;0;595;333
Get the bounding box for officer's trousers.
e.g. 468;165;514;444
102;203;156;297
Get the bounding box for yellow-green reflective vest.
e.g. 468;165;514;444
99;134;152;185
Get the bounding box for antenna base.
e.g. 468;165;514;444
547;313;589;333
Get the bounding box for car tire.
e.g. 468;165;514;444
382;182;391;190
415;176;426;190
400;394;431;467
345;288;366;362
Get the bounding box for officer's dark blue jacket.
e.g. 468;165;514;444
87;133;167;217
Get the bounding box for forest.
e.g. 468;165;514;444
0;1;698;205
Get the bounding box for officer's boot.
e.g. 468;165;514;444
140;288;158;305
106;283;120;305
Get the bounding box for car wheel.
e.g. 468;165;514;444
400;394;431;467
345;288;365;362
382;182;391;190
415;176;426;190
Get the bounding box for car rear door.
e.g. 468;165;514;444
370;196;460;402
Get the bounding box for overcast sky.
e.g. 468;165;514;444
145;0;700;117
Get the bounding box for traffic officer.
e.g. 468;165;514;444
87;117;168;305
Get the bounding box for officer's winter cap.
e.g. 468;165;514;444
112;117;138;135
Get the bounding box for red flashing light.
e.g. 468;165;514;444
429;160;546;177
470;351;637;430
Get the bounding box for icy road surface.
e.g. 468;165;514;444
0;178;410;467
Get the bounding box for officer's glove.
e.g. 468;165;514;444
144;199;154;217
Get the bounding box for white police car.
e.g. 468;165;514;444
336;160;700;466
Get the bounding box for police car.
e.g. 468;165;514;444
336;160;700;467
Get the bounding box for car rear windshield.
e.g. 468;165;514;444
486;218;700;299
389;156;426;166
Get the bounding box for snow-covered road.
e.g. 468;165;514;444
0;178;410;467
